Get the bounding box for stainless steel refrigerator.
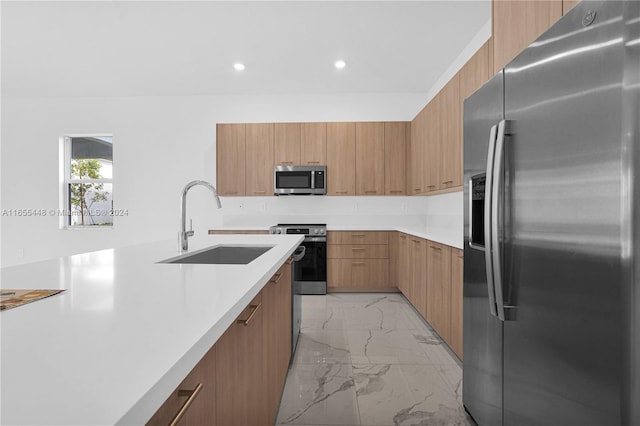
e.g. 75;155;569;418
463;1;640;425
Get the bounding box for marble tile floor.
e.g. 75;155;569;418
275;293;475;426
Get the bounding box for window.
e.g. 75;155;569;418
61;135;113;228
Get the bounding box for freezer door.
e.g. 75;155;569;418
502;1;624;425
463;72;504;426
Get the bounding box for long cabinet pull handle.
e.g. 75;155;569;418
484;123;499;318
442;180;454;185
430;246;442;251
390;190;403;194
351;262;366;265
307;161;321;164
254;190;266;194
336;191;348;194
281;161;294;165
286;257;293;265
238;304;261;327
351;247;365;251
225;191;238;195
364;190;377;194
169;383;204;426
352;234;365;237
269;273;283;284
428;185;437;189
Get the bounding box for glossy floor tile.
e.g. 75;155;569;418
276;293;474;426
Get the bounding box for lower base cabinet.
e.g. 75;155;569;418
148;261;292;426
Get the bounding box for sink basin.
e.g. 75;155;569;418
160;245;274;265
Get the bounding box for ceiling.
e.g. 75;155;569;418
1;1;491;98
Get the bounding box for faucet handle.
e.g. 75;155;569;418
189;219;193;231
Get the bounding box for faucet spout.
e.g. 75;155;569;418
179;180;222;252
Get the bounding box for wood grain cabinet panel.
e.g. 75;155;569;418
493;0;562;72
388;232;399;288
459;40;492;102
409;109;426;194
328;244;388;259
262;261;292;424
355;122;385;195
215;293;266;426
147;345;216;426
245;123;274;196
301;122;326;165
439;74;462;189
327;231;388;245
384;122;408;195
426;241;452;344
424;99;440;193
274;123;301;166
216;123;246;196
450;248;464;359
326;122;356;195
410;237;428;319
397;233;410;297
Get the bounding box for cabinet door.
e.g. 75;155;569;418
427;241;452;343
327;231;388;245
563;0;580;15
274;123;301;166
216;293;266;426
355;122;385;195
397;234;410;296
459;40;492;102
389;232;399;288
409;110;426;194
326;122;356;195
493;0;562;72
147;345;216;426
410;238;427;319
439;74;462;189
216;123;246;196
262;262;292;424
425;97;440;193
450;248;463;359
351;259;389;288
301;122;327;165
384;122;407;195
327;258;350;290
245;123;274;196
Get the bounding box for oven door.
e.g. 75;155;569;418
293;239;327;295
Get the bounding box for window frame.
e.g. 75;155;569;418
60;134;114;230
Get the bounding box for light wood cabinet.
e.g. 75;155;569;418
563;0;580;15
409;237;428;319
409;109;426;194
388;231;399;288
439;74;462;190
397;233;410;297
426;241;452;344
327;231;391;291
301;122;326;165
493;0;562;72
326;122;356;195
274;123;301;166
450;248;464;359
215;293;266;426
245;123;274;196
355;122;385;195
146;345;216;426
425;96;440;193
262;260;292;424
385;122;407;195
459;40;493;102
216;123;246;196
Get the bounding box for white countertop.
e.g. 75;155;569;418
0;234;304;425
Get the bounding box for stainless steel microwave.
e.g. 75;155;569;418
274;165;326;195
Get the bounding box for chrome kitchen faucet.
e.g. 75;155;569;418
179;180;222;251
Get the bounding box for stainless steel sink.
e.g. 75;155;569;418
160;245;274;265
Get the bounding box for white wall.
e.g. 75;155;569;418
1;92;433;267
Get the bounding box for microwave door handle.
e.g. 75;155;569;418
484;123;498;317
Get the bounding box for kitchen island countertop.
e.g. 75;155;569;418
0;234;303;425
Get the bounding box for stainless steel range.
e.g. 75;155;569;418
269;224;327;295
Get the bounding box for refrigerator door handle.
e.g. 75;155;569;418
484;123;499;317
491;119;509;321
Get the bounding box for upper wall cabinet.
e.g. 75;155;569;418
217;123;246;196
439;74;462;190
327;122;356;196
459;39;492;102
245;123;274;196
300;122;327;166
492;0;562;72
384;122;407;195
563;0;581;15
274;123;301;166
355;122;385;195
409;107;427;195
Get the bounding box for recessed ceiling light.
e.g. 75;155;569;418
334;60;346;69
233;63;245;71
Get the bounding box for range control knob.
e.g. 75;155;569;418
276;228;283;234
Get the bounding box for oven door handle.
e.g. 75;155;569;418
304;237;327;242
292;245;306;262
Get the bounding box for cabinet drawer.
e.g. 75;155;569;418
327;244;388;259
328;259;389;288
327;231;388;245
